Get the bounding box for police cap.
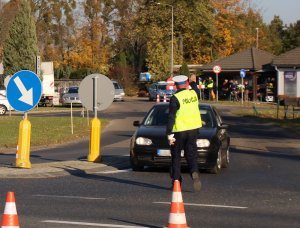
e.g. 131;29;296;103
173;75;188;85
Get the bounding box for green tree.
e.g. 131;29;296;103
0;0;20;60
3;0;38;75
281;20;300;53
178;62;190;76
267;16;284;55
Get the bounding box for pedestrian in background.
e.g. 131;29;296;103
189;73;200;99
244;80;249;101
167;75;202;192
221;79;230;100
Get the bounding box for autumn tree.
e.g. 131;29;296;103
211;0;266;59
3;0;38;75
111;0;148;77
61;0;111;77
30;0;76;78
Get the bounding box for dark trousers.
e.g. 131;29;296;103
170;129;199;181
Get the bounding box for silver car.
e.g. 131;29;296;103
0;93;14;115
62;86;82;106
112;80;125;101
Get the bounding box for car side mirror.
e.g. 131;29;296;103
133;121;140;127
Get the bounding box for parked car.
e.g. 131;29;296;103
62;86;82;106
130;103;230;174
0;93;14;115
148;81;176;101
112;80;125;101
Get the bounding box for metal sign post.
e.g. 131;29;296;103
79;74;115;162
6;70;42;169
92;76;99;118
240;69;246;105
213;65;222;102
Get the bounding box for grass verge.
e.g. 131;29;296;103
0;116;108;149
231;102;300;135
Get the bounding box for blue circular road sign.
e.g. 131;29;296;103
240;69;246;78
7;70;42;112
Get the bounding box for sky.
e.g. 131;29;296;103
251;0;300;25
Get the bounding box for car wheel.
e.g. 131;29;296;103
0;105;7;115
222;147;230;168
210;148;222;174
130;155;144;171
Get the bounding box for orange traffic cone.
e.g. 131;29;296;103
1;192;20;228
167;180;188;228
163;94;167;102
156;94;160;103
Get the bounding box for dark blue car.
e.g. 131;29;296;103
148;81;176;101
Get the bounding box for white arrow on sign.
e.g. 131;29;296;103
14;76;33;106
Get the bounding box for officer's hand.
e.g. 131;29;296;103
168;134;176;145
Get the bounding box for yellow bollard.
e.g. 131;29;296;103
16;117;31;168
88;117;101;162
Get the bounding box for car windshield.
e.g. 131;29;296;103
68;87;78;93
157;84;167;90
143;105;213;128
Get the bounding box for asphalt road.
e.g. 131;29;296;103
0;97;300;228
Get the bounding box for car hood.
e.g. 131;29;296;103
135;125;217;147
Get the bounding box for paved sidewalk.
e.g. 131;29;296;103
0;159;122;179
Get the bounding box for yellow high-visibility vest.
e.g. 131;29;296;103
172;90;202;132
207;81;214;88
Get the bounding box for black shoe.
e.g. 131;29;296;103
192;172;201;192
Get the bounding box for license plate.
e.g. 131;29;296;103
157;149;184;157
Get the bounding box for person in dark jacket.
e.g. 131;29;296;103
189;73;200;99
166;75;202;192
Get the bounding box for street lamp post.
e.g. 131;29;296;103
157;2;174;77
256;27;259;49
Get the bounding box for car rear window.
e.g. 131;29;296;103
113;82;123;89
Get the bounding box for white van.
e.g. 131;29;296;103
112;80;125;101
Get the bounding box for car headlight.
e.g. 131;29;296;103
196;139;210;148
120;92;125;95
136;137;152;145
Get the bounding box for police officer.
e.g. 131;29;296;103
166;75;202;192
206;76;215;100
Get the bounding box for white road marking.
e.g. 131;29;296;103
95;169;132;174
153;201;248;209
33;195;105;200
42;220;150;228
